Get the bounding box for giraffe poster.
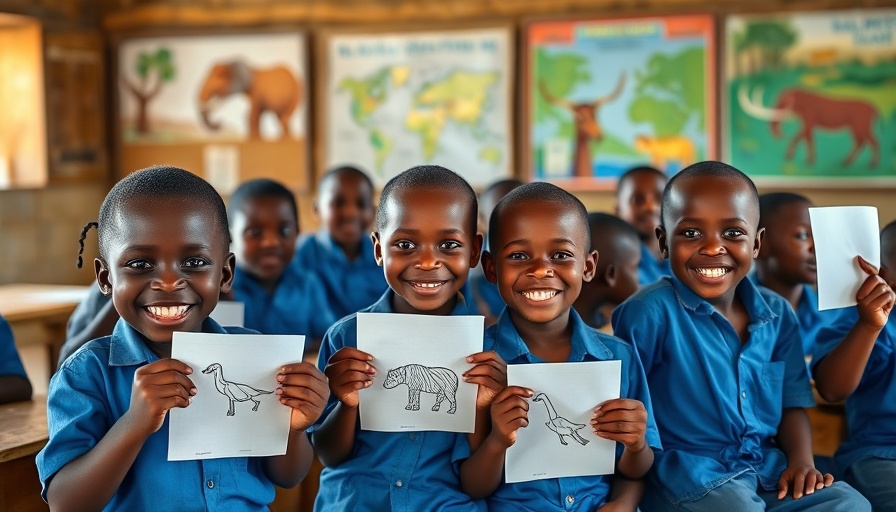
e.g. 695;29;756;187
356;312;483;433
168;332;304;461
505;361;621;483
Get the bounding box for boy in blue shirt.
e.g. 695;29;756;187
37;166;329;511
615;165;670;286
812;221;896;511
294;165;388;319
462;182;659;511
0;313;33;403
754;193;838;358
309;165;505;511
613;161;869;511
228;178;336;347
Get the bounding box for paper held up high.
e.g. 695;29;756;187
168;332;304;461
808;206;880;311
356;312;484;433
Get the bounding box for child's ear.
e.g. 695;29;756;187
603;262;617;287
656;226;669;259
481;250;497;283
753;227;765;258
582;249;598;283
371;231;384;266
219;252;236;293
95;258;112;296
312;197;320;217
469;233;484;269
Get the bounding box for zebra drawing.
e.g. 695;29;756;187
383;364;459;414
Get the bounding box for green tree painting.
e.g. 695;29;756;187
121;48;176;134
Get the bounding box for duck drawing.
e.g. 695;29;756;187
202;363;273;416
532;392;590;446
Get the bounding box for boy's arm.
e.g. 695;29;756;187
814;257;894;402
593;399;653;479
0;375;32;404
47;359;195;511
599;475;645;512
462;351;507;452
775;407;833;500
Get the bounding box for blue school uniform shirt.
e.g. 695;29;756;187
232;263;335;342
612;276;814;505
749;276;837;357
37;318;273;511
309;289;485;512
812;308;896;472
0;314;27;378
467;269;505;319
484;309;661;512
294;230;388;319
637;242;671;286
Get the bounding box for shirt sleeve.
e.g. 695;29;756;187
0;316;27;378
810;307;859;375
619;343;662;452
307;320;351;433
611;296;665;374
772;300;814;408
307;274;337;340
65;284;110;339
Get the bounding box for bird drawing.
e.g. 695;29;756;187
532;392;590;446
202;363;273;416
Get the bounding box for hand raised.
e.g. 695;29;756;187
855;256;895;329
323;347;375;408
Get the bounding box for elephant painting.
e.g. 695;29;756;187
738;85;880;167
197;60;302;139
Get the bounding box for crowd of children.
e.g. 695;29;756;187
6;156;892;511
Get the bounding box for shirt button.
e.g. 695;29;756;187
410;433;417;441
741;391;747;398
566;495;574;504
206;480;214;489
395;480;403;487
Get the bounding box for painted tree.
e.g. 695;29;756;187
628;48;706;137
735;20;798;75
121;48;175;134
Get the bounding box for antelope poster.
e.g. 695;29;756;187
525;15;716;189
724;9;896;184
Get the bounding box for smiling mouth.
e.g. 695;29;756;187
694;267;730;279
409;281;447;289
520;290;559;301
145;305;192;320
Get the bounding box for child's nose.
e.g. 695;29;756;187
526;261;555;279
699;235;726;255
151;267;188;292
414;247;443;270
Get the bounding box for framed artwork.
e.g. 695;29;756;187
115;30;309;193
524;14;717;189
724;9;896;186
318;25;514;188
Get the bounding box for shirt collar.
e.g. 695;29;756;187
108;317;228;366
316;229;375;264
367;289;472;315
491;307;614;363
670;274;776;329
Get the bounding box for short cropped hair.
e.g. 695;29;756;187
758;192;812;229
228;178;298;224
376;165;477;232
318;164;374;195
616;165;666;199
882;219;896;251
661;161;759;230
587;212;640;251
78;165;229;267
489;182;590;251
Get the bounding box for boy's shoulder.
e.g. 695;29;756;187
57;334;114;375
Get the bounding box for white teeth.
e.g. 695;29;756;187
695;268;729;278
414;282;444;289
522;290;558;301
147;305;189;318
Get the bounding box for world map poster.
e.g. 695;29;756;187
323;27;513;188
526;15;716;189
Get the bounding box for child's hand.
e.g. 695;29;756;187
462;351;507;410
777;466;834;500
127;358;196;436
489;386;533;448
591;398;648;453
855;256;895;329
276;362;330;431
323;347;375;408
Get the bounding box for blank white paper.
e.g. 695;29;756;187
505;361;621;483
209;300;245;327
168;332;304;461
808;206;880;311
356;312;484;433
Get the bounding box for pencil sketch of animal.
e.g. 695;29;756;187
202;363;273;416
383;364;459;414
532;393;589;446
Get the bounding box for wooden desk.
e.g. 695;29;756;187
0;284;89;374
0;397;49;511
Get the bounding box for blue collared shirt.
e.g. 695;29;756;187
484;309;660;512
612;276;814;505
232;262;336;343
812;308;896;471
0;314;27;378
467;269;505;319
294;230;388;319
637;242;671;286
309;290;485;512
37;318;273;511
749;276;838;357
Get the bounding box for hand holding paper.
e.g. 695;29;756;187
462;351;508;410
128;358;196;436
323;347;376;409
854;256;895;330
489;386;534;448
276;362;330;431
591;398;648;451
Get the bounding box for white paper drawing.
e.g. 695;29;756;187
356;312;484;433
808;206;880;310
505;361;621;483
168;332;304;461
210;300;245;326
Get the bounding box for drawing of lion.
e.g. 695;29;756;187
383;364;459;414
